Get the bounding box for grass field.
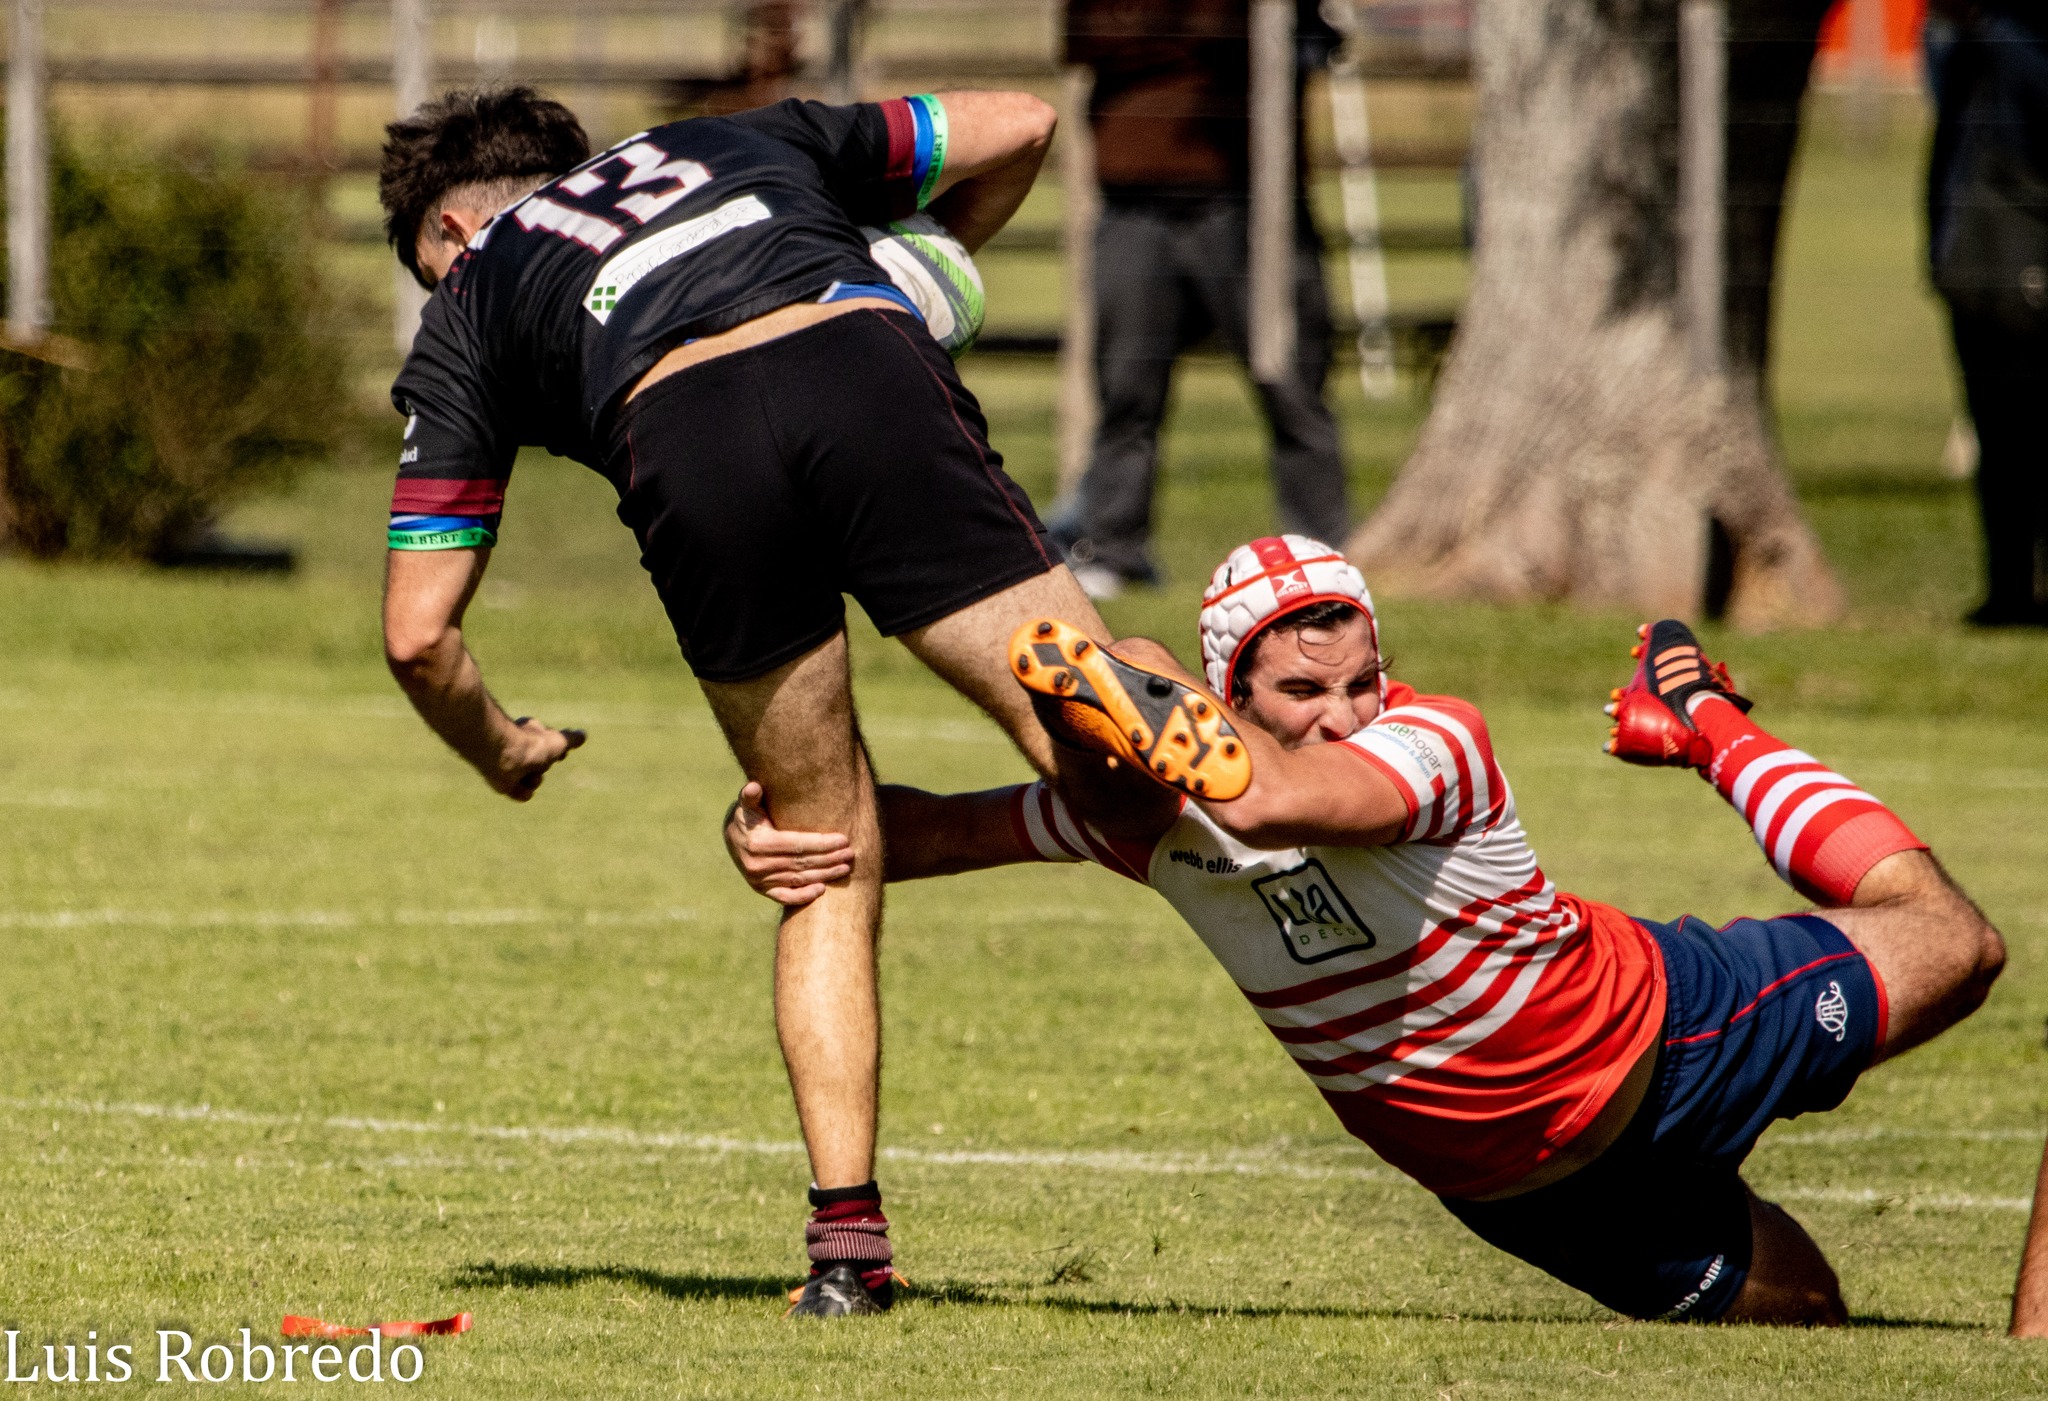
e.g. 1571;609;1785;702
5;94;2048;1398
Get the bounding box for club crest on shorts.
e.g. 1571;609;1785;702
1253;858;1377;965
1815;979;1849;1042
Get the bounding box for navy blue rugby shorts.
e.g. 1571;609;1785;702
1441;912;1884;1322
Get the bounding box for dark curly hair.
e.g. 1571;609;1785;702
1229;599;1370;705
380;86;590;288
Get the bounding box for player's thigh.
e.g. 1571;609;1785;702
1720;1189;1845;1327
897;565;1111;775
698;631;870;834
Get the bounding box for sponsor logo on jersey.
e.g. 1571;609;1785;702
399;446;419;465
1253;858;1377;965
1814;979;1849;1042
1168;848;1242;875
1376;722;1444;775
583;195;772;324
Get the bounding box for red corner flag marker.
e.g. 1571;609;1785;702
281;1313;472;1339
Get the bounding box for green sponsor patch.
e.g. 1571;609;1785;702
587;284;620;314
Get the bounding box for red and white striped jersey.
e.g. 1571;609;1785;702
1010;682;1666;1198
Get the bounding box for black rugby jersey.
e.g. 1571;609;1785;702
388;95;946;548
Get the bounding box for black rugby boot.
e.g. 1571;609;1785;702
785;1264;889;1318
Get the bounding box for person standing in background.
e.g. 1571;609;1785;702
1056;0;1348;598
1926;0;2048;627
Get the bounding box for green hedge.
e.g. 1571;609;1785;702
0;129;352;559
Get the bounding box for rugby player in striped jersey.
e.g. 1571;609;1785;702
727;535;2006;1325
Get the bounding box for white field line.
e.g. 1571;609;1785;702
1772;1187;2034;1213
1765;1126;2044;1146
0;907;698;930
3;1095;1394;1184
0;688;1009;747
9;1096;2041;1209
0;790;106;808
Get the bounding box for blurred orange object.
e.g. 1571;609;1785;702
280;1312;471;1338
1816;0;1927;82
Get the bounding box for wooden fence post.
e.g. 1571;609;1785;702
1056;65;1098;496
309;0;344;194
1327;52;1396;399
7;0;49;342
392;0;431;352
1678;0;1724;377
1248;0;1295;385
825;0;865;104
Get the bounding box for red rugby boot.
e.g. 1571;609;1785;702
1603;619;1751;769
1009;619;1252;801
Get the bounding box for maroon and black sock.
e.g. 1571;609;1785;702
806;1180;894;1304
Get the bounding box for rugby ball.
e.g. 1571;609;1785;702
864;213;985;359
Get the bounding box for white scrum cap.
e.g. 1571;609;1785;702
1198;535;1383;703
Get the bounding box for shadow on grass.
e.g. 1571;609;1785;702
1845;1314;1994;1332
453;1260;1565;1326
452;1261;789;1304
452;1260;1998;1333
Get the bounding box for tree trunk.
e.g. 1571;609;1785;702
1346;0;1843;629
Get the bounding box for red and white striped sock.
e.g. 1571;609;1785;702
1689;695;1927;907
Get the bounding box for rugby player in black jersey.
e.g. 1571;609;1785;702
373;86;1245;1318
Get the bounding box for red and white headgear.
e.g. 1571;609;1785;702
1199;535;1383;703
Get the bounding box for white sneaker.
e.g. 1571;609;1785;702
1071;563;1124;600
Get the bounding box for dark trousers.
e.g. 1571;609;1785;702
1949;309;2048;618
1069;195;1348;577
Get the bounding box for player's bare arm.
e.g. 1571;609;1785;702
919;90;1056;251
382;547;584;801
725;776;1152;903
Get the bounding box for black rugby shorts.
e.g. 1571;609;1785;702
606;308;1056;682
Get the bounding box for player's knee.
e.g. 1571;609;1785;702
1968;919;2007;1001
1787;1284;1849;1328
1723;1273;1847;1327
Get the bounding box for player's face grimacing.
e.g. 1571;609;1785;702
1230;613;1382;750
